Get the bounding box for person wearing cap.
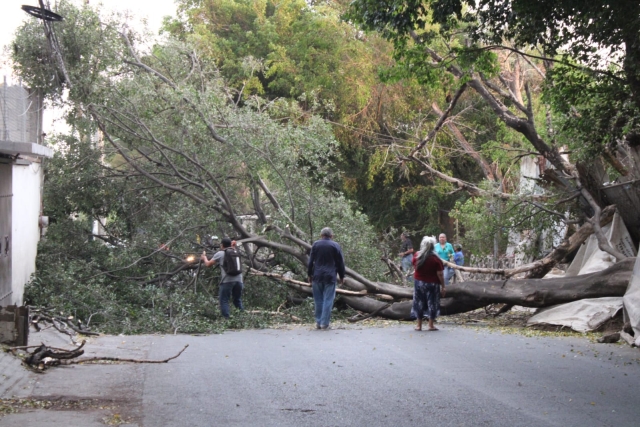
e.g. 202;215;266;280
307;227;346;330
201;238;244;318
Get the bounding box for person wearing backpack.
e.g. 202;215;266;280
201;237;244;318
307;227;346;330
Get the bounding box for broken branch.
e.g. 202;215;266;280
59;344;189;365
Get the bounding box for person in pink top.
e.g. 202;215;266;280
411;236;446;331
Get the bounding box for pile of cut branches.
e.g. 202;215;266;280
29;306;99;342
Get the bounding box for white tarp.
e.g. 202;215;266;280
623;251;640;346
565;213;637;277
527;297;624;332
531;215;637;333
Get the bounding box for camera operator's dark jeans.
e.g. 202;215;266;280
220;281;244;318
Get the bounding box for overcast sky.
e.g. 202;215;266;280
1;0;179;85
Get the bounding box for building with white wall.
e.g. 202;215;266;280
0;81;52;307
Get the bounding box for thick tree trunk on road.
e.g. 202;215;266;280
447;258;633;307
341;259;634;319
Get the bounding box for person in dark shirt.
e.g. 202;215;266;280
399;232;415;285
307;227;346;330
412;236;446;331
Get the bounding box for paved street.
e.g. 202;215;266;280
2;323;639;426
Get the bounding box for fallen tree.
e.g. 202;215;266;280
338;259;634;320
12;2;636;330
254;258;634;320
445;258;634;309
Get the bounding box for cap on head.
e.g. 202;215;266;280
320;227;334;238
221;237;232;248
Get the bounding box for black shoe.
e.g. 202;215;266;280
320;325;331;330
316;323;321;329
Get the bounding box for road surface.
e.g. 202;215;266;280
1;323;639;426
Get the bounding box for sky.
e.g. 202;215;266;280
0;0;179;134
1;0;179;85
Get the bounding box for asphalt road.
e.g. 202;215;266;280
2;324;640;426
142;324;640;427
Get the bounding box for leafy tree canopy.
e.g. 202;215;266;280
12;0;388;332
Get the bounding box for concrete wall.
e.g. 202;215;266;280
0;163;11;305
1;83;46;307
11;162;43;306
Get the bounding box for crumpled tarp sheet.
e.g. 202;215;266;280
565;213;637;277
527;297;624;333
623;252;640;346
535;213;639;336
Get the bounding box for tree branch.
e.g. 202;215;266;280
409;83;467;157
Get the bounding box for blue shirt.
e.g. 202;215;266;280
307;237;346;283
454;251;464;266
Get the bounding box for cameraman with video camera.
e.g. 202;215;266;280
201;238;244;318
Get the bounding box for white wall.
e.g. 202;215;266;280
11;161;43;306
0;163;12;305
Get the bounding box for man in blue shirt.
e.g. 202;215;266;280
307;227;346;330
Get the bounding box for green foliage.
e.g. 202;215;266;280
544;65;640;164
450;191;501;256
454;48;500;77
468;0;640;74
451;186;567;258
168;0;372;117
11;1;129;103
480;120;525;169
168;0;458;236
345;0;640;253
346;0;640;168
14;0;390;333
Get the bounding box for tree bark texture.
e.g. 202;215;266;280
340;259;634;320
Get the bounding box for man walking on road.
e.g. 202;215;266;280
201;238;244;318
308;227;346;330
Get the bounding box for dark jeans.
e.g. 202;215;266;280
219;281;243;318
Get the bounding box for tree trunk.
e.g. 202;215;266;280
340;259;634;319
447;258;633;307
